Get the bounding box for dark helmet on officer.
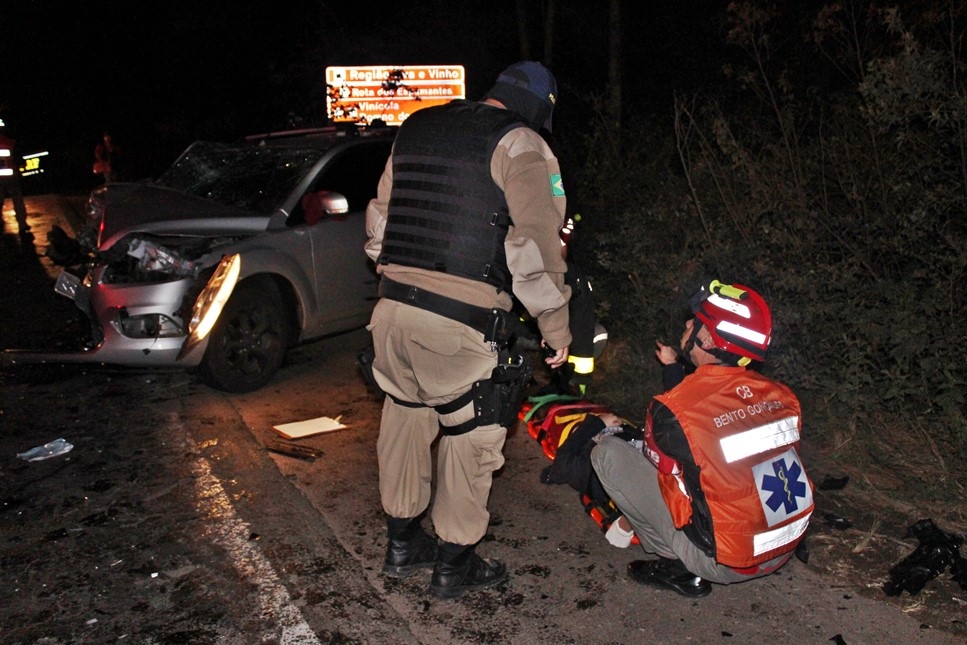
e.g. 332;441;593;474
483;61;558;133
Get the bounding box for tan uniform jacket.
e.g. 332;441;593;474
365;123;572;351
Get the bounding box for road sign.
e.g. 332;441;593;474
325;65;466;126
21;150;48;177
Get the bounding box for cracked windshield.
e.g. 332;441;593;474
157;142;321;212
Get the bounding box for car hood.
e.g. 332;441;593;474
98;182;274;250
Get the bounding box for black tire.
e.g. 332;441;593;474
197;278;290;393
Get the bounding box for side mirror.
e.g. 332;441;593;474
302;190;350;225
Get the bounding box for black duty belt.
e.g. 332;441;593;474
378;278;498;336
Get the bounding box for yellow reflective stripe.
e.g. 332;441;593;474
753;513;811;556
719;416;800;463
552;412;589;425
558;418;586;447
567;355;594;375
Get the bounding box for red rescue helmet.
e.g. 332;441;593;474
690;279;772;366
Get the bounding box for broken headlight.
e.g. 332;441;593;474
177;253;241;360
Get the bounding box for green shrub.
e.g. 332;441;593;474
564;2;967;480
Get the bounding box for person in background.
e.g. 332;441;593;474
0;119;31;238
556;215;601;396
364;61;571;599
591;280;813;597
93;132;122;183
522;214;604;397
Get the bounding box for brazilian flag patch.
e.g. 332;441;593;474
550;173;565;197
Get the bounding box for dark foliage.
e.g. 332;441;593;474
563;2;967;497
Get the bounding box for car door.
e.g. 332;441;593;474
300;139;391;336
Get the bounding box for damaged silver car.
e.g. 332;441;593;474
32;126;394;392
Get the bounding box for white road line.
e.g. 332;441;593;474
172;414;321;645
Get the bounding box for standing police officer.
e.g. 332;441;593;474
364;61;571;598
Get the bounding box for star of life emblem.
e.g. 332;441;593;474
754;447;812;527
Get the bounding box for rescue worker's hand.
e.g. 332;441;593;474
543;343;569;369
655;340;678;366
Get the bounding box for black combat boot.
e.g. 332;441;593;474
627;557;712;597
383;515;437;578
429;541;507;599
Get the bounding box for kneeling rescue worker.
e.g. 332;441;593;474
363;61;572;598
591;280;813;597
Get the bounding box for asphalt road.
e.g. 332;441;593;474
1;196;964;644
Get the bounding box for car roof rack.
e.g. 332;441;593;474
243;122;396;144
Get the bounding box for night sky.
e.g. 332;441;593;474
1;1;727;192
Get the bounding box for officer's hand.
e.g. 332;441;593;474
544;343;569;369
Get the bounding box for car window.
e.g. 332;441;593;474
312;141;392;211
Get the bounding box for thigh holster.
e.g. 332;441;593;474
437;353;533;436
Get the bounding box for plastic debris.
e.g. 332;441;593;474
883;518;967;596
17;438;74;462
126;238;196;276
822;512;853;530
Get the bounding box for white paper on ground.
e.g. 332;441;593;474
272;415;348;440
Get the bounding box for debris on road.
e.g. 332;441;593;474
822;512;853;530
16;437;73;461
883;518;967;596
265;440;324;461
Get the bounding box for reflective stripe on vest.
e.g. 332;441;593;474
0;146;12;175
720;416;800;463
754;513;811;556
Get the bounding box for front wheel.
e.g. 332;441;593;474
197;278;290;393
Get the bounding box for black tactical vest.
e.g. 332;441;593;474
378;100;526;292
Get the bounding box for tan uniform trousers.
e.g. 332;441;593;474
368;298;507;546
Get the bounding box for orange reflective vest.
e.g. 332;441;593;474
650;364;813;569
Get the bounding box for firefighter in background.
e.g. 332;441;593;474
521;214;605;396
591;280;813;597
0;119;31;237
93;132;122;183
557;215;602;395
